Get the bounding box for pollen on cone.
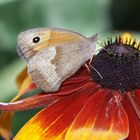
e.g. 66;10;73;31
120;32;139;49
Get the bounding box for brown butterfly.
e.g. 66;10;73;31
17;27;97;92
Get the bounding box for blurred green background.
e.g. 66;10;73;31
0;0;140;137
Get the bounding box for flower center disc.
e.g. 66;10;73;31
90;37;140;92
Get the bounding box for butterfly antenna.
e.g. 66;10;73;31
97;41;112;54
90;64;103;79
86;59;103;80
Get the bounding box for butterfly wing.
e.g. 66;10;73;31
17;28;97;92
28;46;60;92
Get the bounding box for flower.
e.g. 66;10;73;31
0;33;140;140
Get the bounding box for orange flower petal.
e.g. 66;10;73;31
0;92;60;111
65;90;129;140
133;90;140;113
14;85;129;140
126;91;140;120
14;83;98;140
0;67;37;140
16;67;28;89
57;65;91;95
14;67;37;101
0;65;90;140
15;76;36;99
122;93;140;140
0;111;13;140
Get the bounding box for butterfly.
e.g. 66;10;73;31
17;27;97;92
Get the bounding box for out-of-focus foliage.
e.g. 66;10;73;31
0;0;111;136
110;0;140;31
